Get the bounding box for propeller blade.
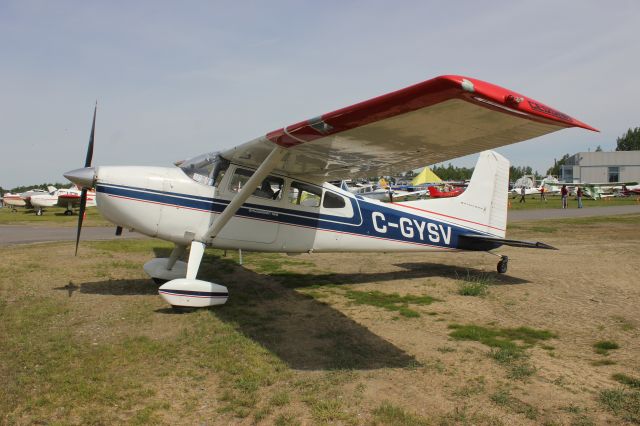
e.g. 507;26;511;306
75;188;88;256
74;103;97;256
85;103;96;168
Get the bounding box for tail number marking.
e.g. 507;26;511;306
372;212;451;245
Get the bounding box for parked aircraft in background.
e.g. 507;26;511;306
1;185;97;215
342;180;426;202
546;181;638;200
1;189;49;212
64;75;596;309
510;175;561;198
56;188;97;215
620;184;640;196
2;193;27;210
427;184;465;198
30;186;97;215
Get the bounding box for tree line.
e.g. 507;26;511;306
1;182;68;194
401;164;539;182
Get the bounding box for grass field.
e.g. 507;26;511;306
507;194;640;211
0;205;111;226
1;214;639;424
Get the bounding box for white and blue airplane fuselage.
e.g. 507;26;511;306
94;150;507;256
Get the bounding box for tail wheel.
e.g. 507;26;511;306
497;256;508;274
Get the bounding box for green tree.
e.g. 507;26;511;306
546;153;571;177
509;165;535;181
616;127;640;151
431;163;474;181
595;145;603;152
10;182;67;193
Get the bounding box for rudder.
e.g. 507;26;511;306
457;150;509;237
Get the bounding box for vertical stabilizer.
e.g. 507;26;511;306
458;151;509;237
401;150;509;238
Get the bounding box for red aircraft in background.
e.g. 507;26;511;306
427;184;466;198
620;184;640;197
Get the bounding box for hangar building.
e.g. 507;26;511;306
560;151;640;183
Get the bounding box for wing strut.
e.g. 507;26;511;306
203;145;287;241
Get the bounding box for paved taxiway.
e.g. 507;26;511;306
0;225;147;245
1;205;638;245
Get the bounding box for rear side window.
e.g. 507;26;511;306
322;191;346;208
288;181;321;207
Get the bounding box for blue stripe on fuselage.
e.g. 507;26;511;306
96;183;494;248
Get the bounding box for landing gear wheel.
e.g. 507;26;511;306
64;210;73;216
36;208;43;216
497;256;508;274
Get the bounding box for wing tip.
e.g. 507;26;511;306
572;121;600;132
438;74;598;132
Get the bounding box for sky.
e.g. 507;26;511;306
1;0;639;189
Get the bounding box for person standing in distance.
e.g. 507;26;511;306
561;185;568;209
577;186;583;208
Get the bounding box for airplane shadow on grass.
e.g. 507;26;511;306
58;250;528;370
268;262;530;289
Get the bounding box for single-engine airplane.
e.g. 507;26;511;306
2;189;50;212
30;186;97;215
2;193;28;211
64;75;596;309
427;184;466;198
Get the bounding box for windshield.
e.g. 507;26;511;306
179;152;229;187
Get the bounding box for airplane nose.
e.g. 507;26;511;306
64;167;96;188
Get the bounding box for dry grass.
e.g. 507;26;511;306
1;213;639;424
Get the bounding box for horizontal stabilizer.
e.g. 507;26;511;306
458;234;557;251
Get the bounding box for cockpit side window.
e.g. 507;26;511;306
228;168;284;200
179;152;229;187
